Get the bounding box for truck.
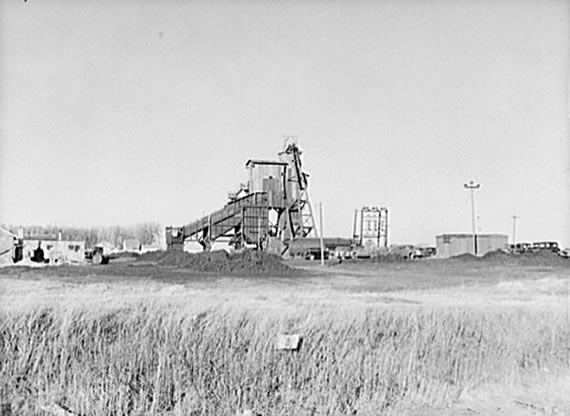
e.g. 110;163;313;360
84;246;110;265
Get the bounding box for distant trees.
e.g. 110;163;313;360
134;222;162;246
0;223;164;249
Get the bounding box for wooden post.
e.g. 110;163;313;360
352;209;358;241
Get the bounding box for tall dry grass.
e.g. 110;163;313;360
0;305;567;415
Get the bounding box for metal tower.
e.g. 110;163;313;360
277;137;319;244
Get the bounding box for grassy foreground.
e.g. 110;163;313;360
0;305;568;416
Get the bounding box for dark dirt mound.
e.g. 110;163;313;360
449;253;479;262
137;249;295;275
109;251;140;260
479;250;522;265
516;250;569;267
449;250;569;267
481;250;514;262
370;253;413;263
339;252;411;265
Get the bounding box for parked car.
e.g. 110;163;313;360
84;246;110;265
416;246;437;258
305;248;330;261
509;242;532;254
530;241;559;253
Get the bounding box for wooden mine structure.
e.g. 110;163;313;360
166;138;318;255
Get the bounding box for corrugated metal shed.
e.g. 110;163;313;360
436;233;508;258
245;160;287;209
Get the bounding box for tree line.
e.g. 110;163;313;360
1;222;163;248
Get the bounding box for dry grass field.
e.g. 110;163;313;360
0;254;569;415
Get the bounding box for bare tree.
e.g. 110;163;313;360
134;222;161;246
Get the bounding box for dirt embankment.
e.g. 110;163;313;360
450;250;570;267
137;249;296;275
341;249;570;268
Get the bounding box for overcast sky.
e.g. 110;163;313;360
0;0;568;246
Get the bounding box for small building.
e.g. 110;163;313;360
436;233;508;258
23;235;85;264
95;241;116;254
140;244;161;253
123;238;141;252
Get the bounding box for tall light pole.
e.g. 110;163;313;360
511;215;519;247
464;181;480;255
319;202;325;266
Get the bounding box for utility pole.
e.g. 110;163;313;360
511;215;519;246
352;209;359;242
464;181;481;255
319;202;325;266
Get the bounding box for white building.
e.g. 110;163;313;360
24;236;85;264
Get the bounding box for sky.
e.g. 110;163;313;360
0;0;568;246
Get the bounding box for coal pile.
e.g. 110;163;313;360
450;250;569;267
516;250;570;267
137;249;295;275
449;253;479;262
481;250;511;261
368;252;414;263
